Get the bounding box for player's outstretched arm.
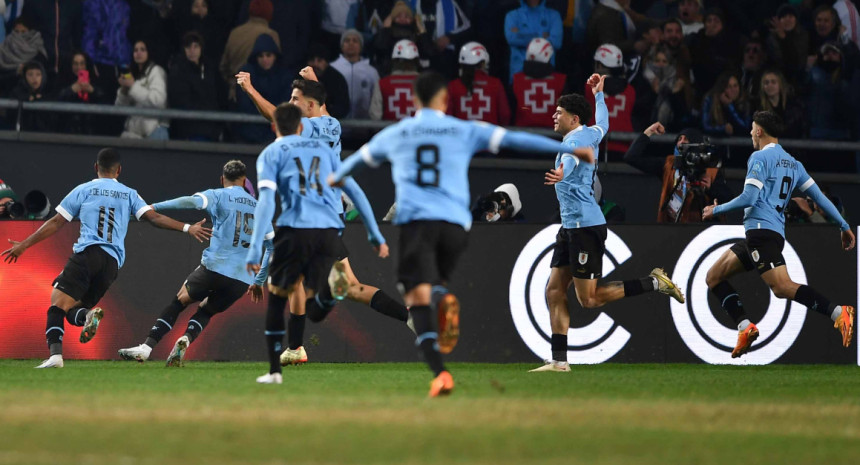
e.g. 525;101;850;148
246;188;276;273
802;182;854;250
151;195;206;211
709;184;760;217
141;211;212;242
329;151;371;186
247;238;275;302
1;214;68;263
235;71;276;122
341;178;387;255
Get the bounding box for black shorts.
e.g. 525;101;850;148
550;225;607;279
730;229;786;275
269;227;341;295
335;235;349;261
52;246;119;308
398;221;468;293
183;265;249;313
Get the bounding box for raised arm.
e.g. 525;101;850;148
140;210;212;242
236;71;276;121
2;214;69;263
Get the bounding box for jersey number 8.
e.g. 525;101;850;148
416;145;440;187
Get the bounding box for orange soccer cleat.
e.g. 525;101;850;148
732;323;759;358
834;306;855;348
428;371;454;397
437;294;460;354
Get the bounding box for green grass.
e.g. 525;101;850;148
1;361;859;465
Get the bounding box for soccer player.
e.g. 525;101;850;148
237;70;412;365
330;71;588;397
702;110;855;357
247;103;361;384
1;148;212;368
117;160;275;366
535;78;686;373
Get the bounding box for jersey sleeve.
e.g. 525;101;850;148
359;128;391;167
744;152;768;190
795;162;815;193
256;146;280;192
130;190;152;220
55;185;85;221
193;189;218;216
469;121;508;154
300;117;317;138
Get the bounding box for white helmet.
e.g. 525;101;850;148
392;39;419;60
593;43;623;68
525;38;554;64
458;41;489;67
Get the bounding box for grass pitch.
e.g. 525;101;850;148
1;361;859;465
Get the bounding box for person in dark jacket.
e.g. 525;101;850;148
7;60;53;131
169;31;223;141
688;7;741;97
306;42;350;119
173;0;230;67
21;0;82;74
234;33;294;143
55;50;107;135
372;1;433;74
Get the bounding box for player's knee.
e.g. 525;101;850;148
769;283;794;299
545;283;565;303
705;267;723;289
576;295;602;309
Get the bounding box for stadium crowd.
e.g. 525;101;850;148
0;0;858;150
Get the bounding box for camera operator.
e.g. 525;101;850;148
471;183;523;223
623;122;733;223
0;179;22;219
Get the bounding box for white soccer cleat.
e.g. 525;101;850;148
328;261;350;301
529;360;570;372
35;354;64;369
256;372;283;384
165;335;189;367
279;346;308;366
118;344;152;362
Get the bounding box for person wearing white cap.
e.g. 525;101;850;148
447;41;511;125
471;183;523;222
370;39;421;121
512;37;567;127
587;43;636;154
504;0;562;82
331;28;381;119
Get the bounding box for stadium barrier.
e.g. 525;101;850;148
1;222;856;365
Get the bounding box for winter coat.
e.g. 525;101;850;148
689;29;741;96
504;0;562;81
331;54;380;119
115;62;168;138
318;66;351;119
21;0;83;73
220;17;281;85
7;61;53;131
169;56;222;141
82;0;131;66
235;34;293;143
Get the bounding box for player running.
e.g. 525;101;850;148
330;71;589;397
117;160;274;366
2;148;211;368
702;110;855;358
536;76;685;373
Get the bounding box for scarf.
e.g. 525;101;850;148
0;30;46;71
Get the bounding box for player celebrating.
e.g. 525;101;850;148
330;71;588;397
247;103;378;384
118;160;275;366
2;148;211;368
535;79;685;373
702;110;855;358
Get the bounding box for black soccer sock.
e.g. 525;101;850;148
551;334;568;363
66;307;88;327
46;306;66;355
410;305;446;376
793;285;836;318
306;290;337;323
369;290;409;322
185;306;215;342
622;277;656;297
145;298;187;348
265;293;288;374
711;281;749;325
288;313;306;350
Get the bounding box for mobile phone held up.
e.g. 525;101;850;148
77;69;90;84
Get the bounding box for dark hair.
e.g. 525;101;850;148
753;110;784;138
706;71;745;125
307;42;330;61
222;160;246;181
460;63;479;95
97;148;121;172
22;61;43;75
131;39;154;79
274;103;303;135
662;18;683;31
292;79;327;105
556;94;592;126
13;17;33;30
812;5;840;26
182;31;204;50
414;71;447;105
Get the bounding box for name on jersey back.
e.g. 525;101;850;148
90;188;130;200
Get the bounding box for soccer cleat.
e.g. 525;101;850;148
118;344;152;362
256;372;283;384
279;346;308;366
650;268;685;304
437;294;460;354
529;360;571;372
406;310;416;335
428;371;454;397
79;307;104;343
35;354;64;368
328;261;350;301
165;335;189;367
834;305;855;348
732;323;759;358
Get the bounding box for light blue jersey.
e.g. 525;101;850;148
555;91;608;229
55;178;151;268
302;116;341;156
257;134;344;230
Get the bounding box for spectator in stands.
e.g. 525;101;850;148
266;0;312;72
127;0;175;69
689;8;741;98
306;42;350;118
370;39;420;121
643;45;691;130
55;51;107;135
354;0;394;46
174;0;230;68
82;0;131;106
677;0;703;36
235;33;291;142
115;39;169;140
372;1;432;74
511;37;566;127
701;71;751;137
586;0;638;56
319;0;360;58
807;41;855;141
220;0;279;100
659;18;691;82
0;178;18;218
755;69;804;138
21;0;81;74
7;60;53;131
411;0;473;78
809;5;843;65
767;4;808;86
0;18;46;91
587;43;635;155
739;38;767;102
834;0;860;49
447;41;510;125
168;31;222;141
504;0;562;83
331;28;380;119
